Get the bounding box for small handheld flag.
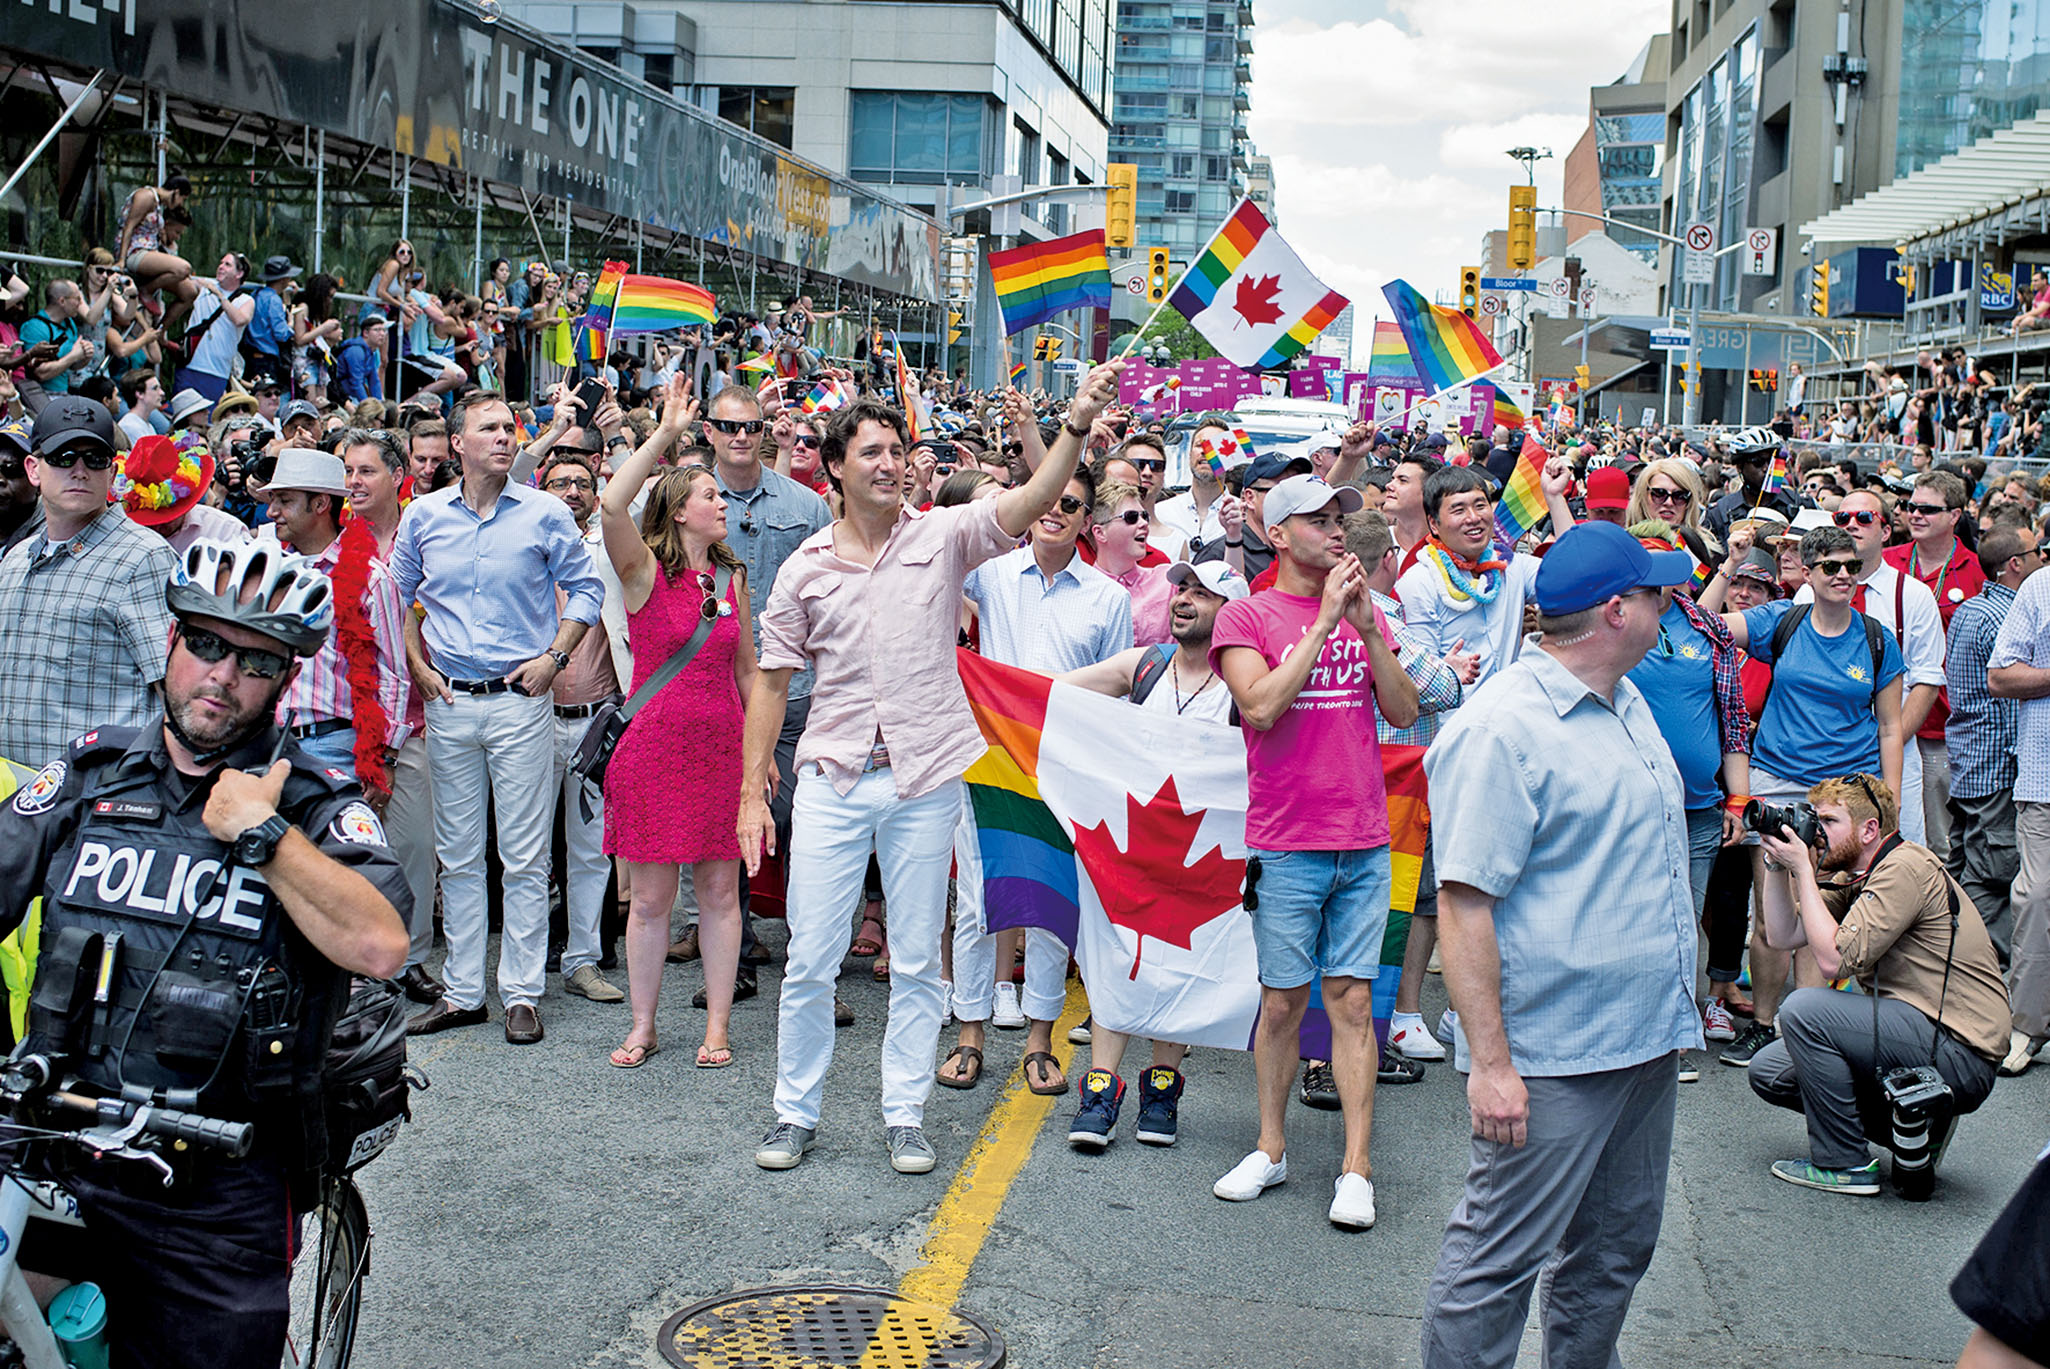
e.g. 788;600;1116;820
800;380;849;417
1494;435;1551;546
1757;452;1792;497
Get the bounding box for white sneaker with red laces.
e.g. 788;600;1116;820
1703;999;1737;1043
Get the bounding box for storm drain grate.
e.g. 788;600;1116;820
657;1284;1004;1369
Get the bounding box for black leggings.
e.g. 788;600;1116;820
1702;845;1752;986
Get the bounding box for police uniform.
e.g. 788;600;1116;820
0;718;410;1369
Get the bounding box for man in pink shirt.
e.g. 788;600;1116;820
1209;473;1420;1231
741;363;1122;1177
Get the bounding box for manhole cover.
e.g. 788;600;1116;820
657;1285;1005;1369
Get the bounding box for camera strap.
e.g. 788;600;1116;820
1865;835;1961;1072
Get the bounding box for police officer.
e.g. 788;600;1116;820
0;537;409;1368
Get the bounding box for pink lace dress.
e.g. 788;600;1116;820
603;564;743;864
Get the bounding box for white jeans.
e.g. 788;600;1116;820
1901;734;1927;847
950;801;1068;1023
774;766;961;1130
550;714;610;976
385;735;438;971
425;690;555;1011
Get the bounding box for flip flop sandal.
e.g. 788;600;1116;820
1023;1050;1068;1096
696;1045;733;1069
937;1044;983;1089
610;1042;659;1069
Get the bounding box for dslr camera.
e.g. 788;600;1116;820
1743;799;1822;848
1879;1064;1952;1201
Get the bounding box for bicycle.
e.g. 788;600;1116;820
0;1051;375;1369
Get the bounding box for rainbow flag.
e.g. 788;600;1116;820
892;333;925;442
987;230;1113;336
957;650;1429;1051
1366;320;1419;381
1169;199;1348;370
1482;383;1526;431
1495;434;1551;545
603;274;717;334
800;379;848;417
1009;361;1028;385
1194;427;1257;479
1382;278;1505;396
1688;558;1715;596
1759;452;1792;496
735;353;775;375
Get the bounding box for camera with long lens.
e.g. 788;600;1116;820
1743;798;1822;848
1879;1064;1952;1201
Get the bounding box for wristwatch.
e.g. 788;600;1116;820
547;648;571;671
232;814;292;867
607;434;631;450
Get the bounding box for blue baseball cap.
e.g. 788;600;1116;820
1534;521;1695;615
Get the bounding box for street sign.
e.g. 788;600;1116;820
1578;285;1597;310
1650;329;1691;350
1743;227;1777;277
1479;294;1505;317
1683;221;1716;285
1125;275;1145;296
1548;277;1570;298
1480;276;1538;292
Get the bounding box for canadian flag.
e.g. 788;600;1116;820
1169;199;1349;372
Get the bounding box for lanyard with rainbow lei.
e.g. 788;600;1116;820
1422;542;1506;605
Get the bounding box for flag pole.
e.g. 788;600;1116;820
1382;359;1512;428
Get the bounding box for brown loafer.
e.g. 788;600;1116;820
406;998;487;1036
504;1003;544;1045
666;927;701;963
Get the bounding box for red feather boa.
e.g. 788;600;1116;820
331;518;392;795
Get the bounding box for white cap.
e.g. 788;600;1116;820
1166;559;1251;602
266;448;348;496
1260;473;1365;531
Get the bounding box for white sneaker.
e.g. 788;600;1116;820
992;982;1026;1029
1387;1013;1446;1062
1703;999;1737;1043
1213;1149;1287;1201
1329;1173;1377;1230
1435;1009;1460;1045
1999;1030;2046;1077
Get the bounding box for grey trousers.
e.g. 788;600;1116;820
1421;1054;1678;1369
1747;986;1996;1170
386;735;439;971
1945;788;2017;963
2014;802;2050;1040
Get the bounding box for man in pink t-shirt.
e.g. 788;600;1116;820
1208;473;1420;1231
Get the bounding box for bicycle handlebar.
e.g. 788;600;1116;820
45;1090;254;1159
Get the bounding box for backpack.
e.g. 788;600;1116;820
322;976;427;1173
1128;642;1240;724
1755;603;1889;731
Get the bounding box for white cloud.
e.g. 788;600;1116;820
1247;0;1667;364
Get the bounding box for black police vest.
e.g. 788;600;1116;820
27;728;347;1169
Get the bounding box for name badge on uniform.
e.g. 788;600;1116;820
92;800;163;823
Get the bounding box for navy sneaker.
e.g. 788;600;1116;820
1068;1069;1124;1151
1135;1066;1184;1146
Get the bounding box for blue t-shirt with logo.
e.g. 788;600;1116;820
1742;600;1905;785
1628;598;1723;809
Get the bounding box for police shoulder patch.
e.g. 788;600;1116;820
328;802;386;848
12;760;66;815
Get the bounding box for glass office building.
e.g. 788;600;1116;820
1896;0;2050;176
1108;0;1253;259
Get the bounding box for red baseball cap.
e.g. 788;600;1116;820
1585;465;1631;512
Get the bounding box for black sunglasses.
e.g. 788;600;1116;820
707;418;764;436
1832;509;1878;527
1902;501;1952;517
794;435;821;448
1809;558;1863;577
1057;494;1089;515
178;624;290;680
1645;485;1691;505
36;447;114;471
1104;509;1147;526
1130;458;1166;472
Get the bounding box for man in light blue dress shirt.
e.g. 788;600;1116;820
390;390;604;1045
1421;522;1702;1369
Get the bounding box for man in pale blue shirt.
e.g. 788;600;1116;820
1421;522;1701;1369
390;390;604;1046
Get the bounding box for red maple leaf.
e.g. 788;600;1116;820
1070;776;1245;979
1232;273;1286;329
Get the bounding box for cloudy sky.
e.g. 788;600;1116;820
1247;0;1669;364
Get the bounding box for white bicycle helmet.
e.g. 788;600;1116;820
166;537;334;657
1722;426;1780;457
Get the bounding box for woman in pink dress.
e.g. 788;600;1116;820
599;376;756;1069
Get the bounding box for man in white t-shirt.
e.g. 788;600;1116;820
172;252;255;402
1056;559;1247;1153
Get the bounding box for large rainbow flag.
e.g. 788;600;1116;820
599;273;718;334
1365;320;1419;382
1169;198;1348;371
987;230;1112;337
957;650;1428;1050
1382;278;1506;396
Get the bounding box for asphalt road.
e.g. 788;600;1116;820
351;927;2044;1369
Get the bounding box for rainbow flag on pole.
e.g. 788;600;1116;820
1758;451;1792;496
799;379;848;417
1009;361;1028;385
1169;199;1348;370
1366;320;1419;382
601;273;718;334
987;230;1113;336
1482;383;1527;431
1494;434;1551;545
1382;278;1506;395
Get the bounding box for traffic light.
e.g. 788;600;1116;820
1574;364;1591;391
1507;185;1537;271
947;310;962;345
1746;368;1780;392
1033;335;1062;361
1459;266;1481;318
1146;248;1171;303
1811;260;1833;317
1105;164;1138;249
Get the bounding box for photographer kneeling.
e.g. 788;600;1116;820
1746;776;2010;1197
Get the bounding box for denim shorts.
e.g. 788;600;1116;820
1245;845;1391;989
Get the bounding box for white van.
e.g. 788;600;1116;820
1163;395;1351;486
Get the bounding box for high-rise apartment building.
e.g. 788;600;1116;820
1108;0;1255;262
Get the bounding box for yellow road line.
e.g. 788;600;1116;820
856;977;1091;1368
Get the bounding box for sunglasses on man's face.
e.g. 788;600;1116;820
1104;509;1147;526
1833;509;1879;527
1057;495;1089;515
1902;501;1952;518
1130;458;1166;472
36;447;114;471
707;418;764;436
1808;558;1864;578
179;625;291;680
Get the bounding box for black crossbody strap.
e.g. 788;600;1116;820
620;564;731;723
1865;835;1962;1068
